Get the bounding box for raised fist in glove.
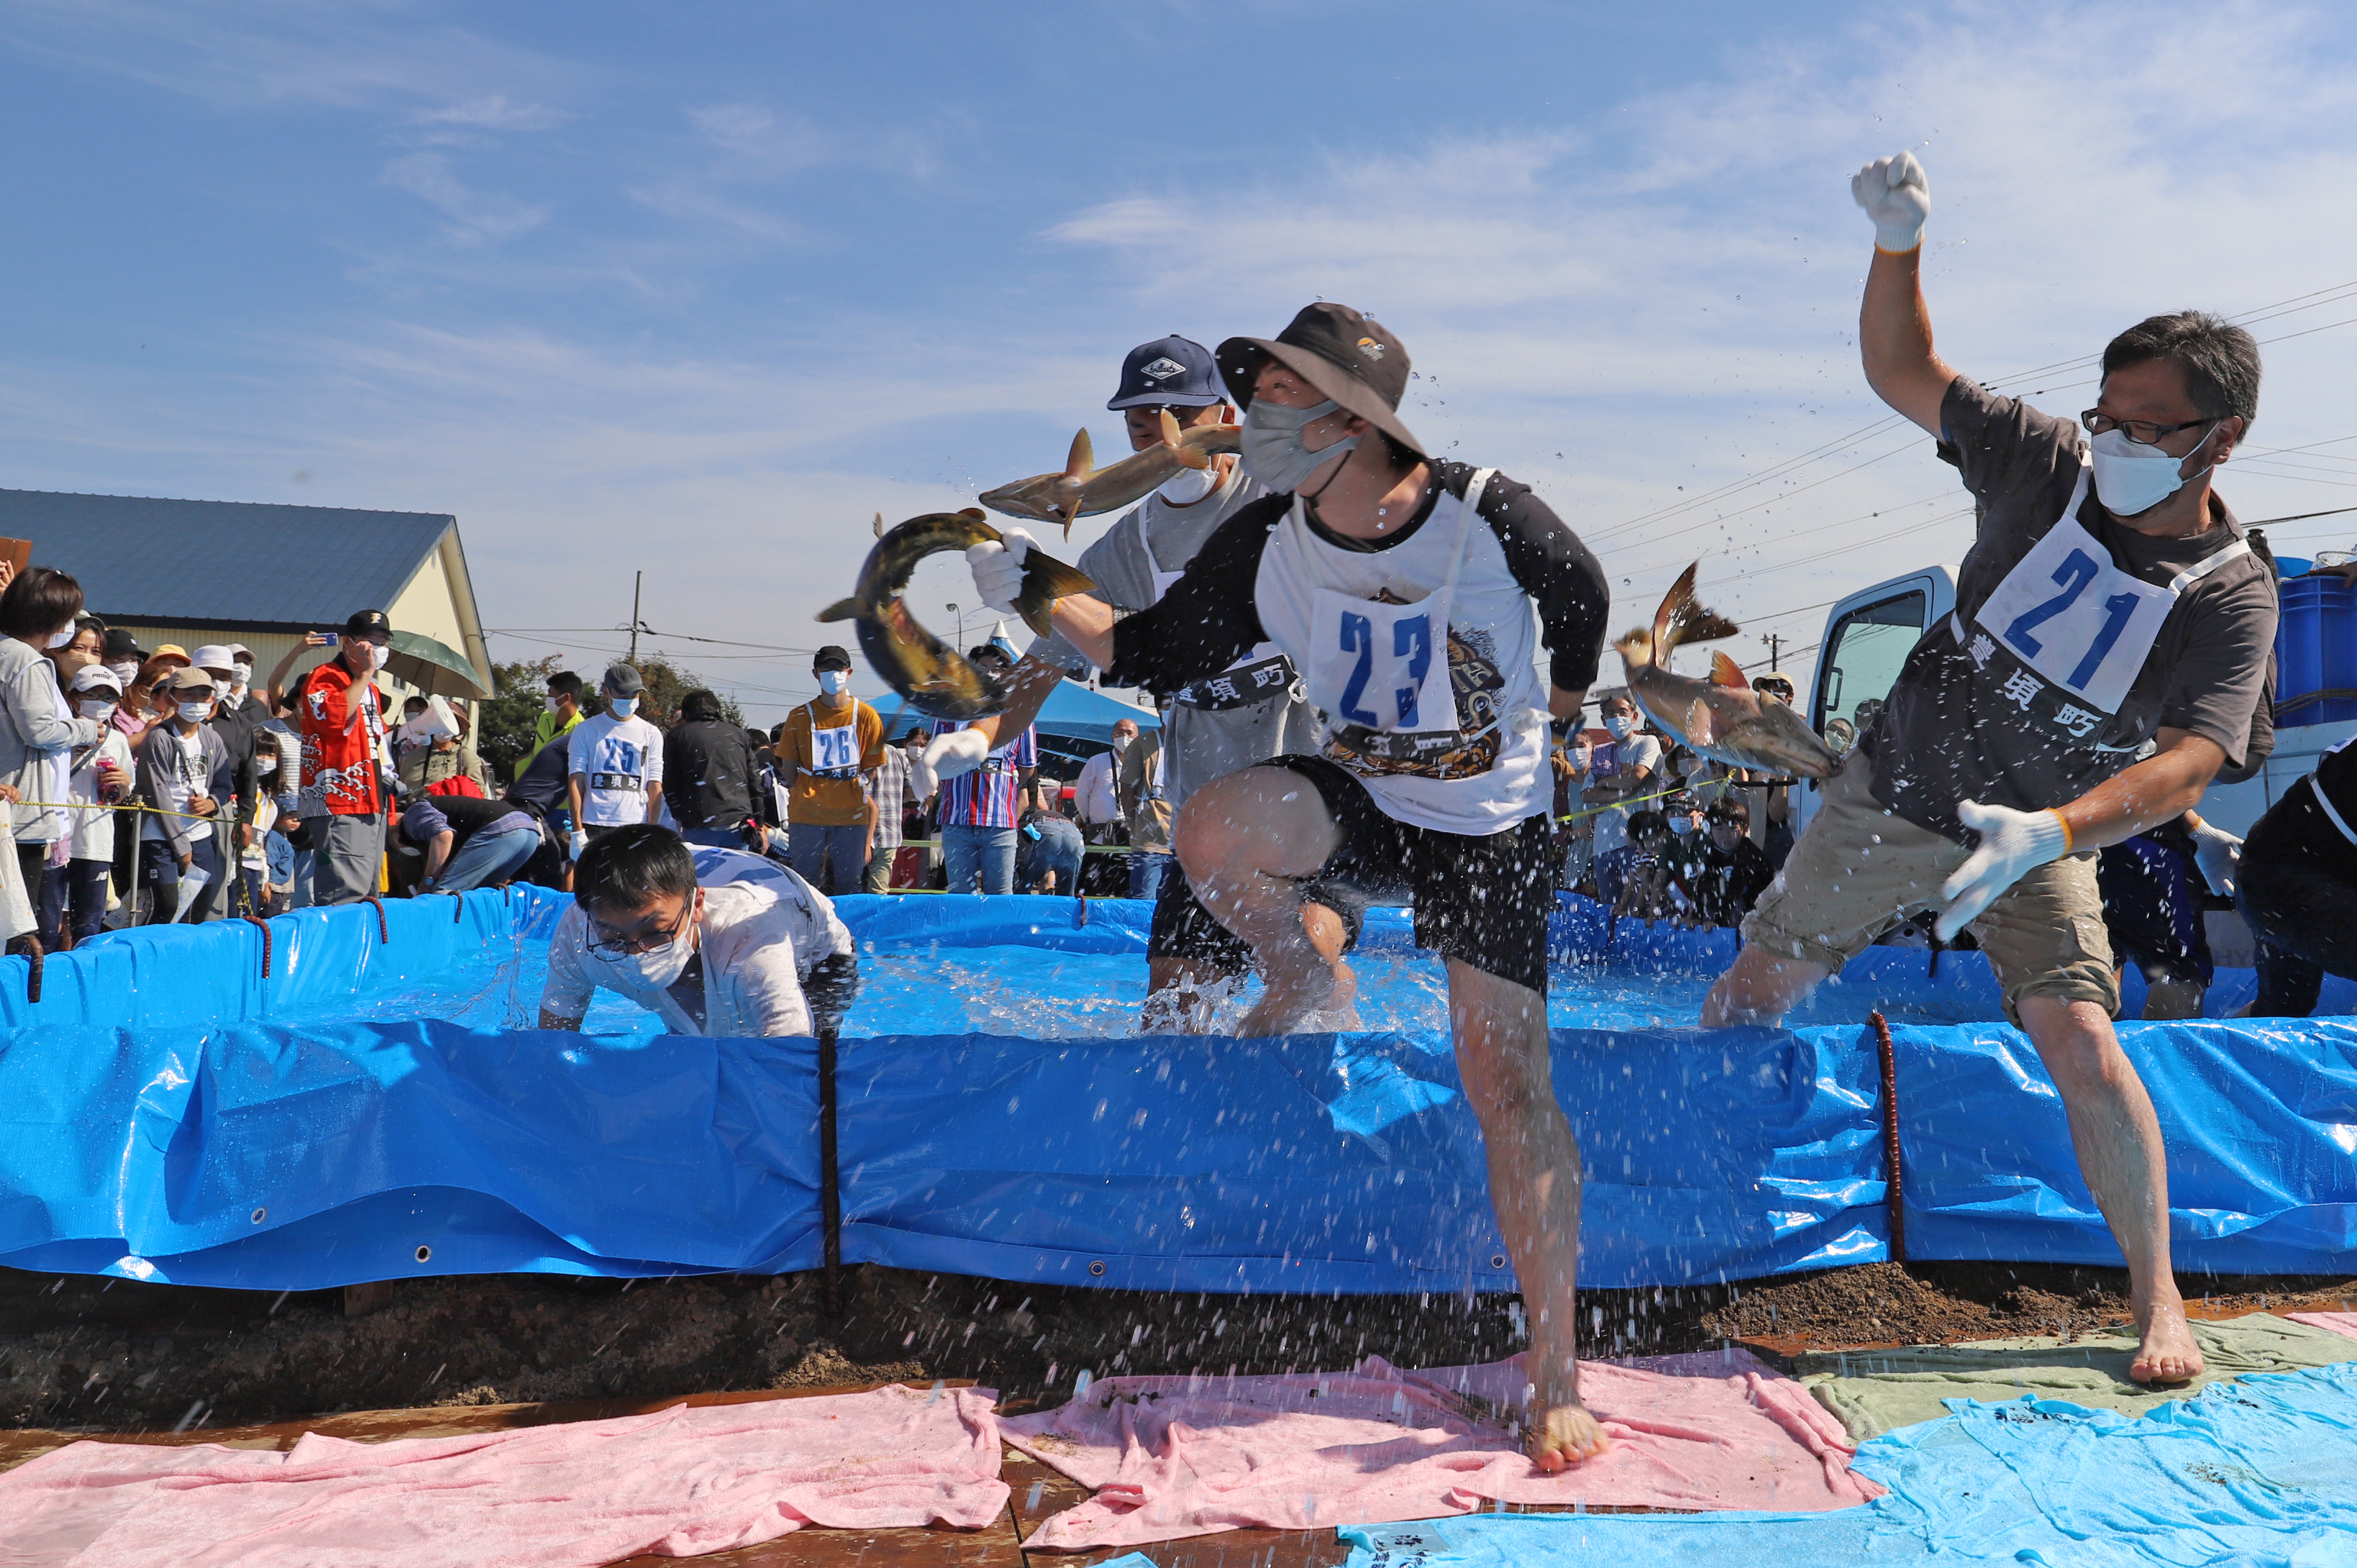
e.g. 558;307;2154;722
924;727;993;781
1851;151;1930;253
2187;815;2243;898
1935;799;2069;942
965;525;1037;616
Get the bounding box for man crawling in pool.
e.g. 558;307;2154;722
537;825;861;1038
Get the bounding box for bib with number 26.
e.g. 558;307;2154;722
1974;465;2246;716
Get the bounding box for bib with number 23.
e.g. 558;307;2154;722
1974;465;2246;716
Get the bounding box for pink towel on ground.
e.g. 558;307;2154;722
2289;1311;2357;1341
1003;1351;1879;1550
0;1384;1005;1568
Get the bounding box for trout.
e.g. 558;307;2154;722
817;509;1095;721
978;413;1242;534
1613;563;1842;780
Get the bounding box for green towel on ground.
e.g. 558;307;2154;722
1799;1313;2357;1439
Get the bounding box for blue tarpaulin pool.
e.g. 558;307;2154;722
0;888;2350;1291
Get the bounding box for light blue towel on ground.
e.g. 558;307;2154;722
1340;1362;2357;1567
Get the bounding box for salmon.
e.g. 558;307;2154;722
1613;564;1842;780
978;414;1241;534
817;509;1095;720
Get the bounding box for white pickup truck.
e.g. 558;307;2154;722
1797;565;2355;962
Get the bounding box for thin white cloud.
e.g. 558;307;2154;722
380;152;552;245
412;92;572;131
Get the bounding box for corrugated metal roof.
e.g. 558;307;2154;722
0;487;455;630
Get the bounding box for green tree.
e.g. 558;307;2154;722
631;658;743;730
476;655;560;782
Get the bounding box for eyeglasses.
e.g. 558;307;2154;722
2080;410;2219;447
585;900;694;958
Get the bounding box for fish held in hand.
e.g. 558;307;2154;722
978;412;1241;534
1614;563;1841;780
817;509;1094;720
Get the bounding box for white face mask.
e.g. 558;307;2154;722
817;670;849;696
2089;425;2217;518
1156;465;1220;504
544;695;561;715
609;697;639;719
78;698;114;720
1240;398;1360;493
177;700;211;723
44;621;77;649
1604;715;1633;740
596;893;700;989
255;754;276;775
109;661;140;685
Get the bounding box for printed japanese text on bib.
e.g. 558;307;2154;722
1147;539;1295;712
806;703;861;778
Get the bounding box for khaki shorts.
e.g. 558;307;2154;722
1741;760;2118;1024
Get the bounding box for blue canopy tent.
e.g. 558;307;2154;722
883;678;1157;749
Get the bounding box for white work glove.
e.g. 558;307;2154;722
2187;816;2243;898
567;829;588;861
924;728;993;781
965;525;1037;616
1851;151;1930;253
1935;799;2069;942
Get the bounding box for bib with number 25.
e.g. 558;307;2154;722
1974;465;2248;716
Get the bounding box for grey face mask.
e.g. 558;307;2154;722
1241;398;1361;493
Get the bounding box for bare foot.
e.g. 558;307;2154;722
1526;1397;1609;1472
1236;957;1355;1037
2130;1295;2204;1385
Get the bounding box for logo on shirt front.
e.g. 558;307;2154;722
1139;356;1187;382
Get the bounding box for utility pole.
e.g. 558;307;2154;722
629;571;643;664
1762;631;1782;671
947;601;965;650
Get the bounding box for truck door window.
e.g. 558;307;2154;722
1817;590;1928;732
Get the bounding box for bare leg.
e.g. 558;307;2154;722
1172;768;1347;1036
1700;943;1832;1027
2015;996;2201;1385
1447;957;1605;1469
1141;901;1357;1034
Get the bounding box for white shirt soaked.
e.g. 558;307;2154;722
1104;463;1610;839
567;713;665;827
539;851;854;1037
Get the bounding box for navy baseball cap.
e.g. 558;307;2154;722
1107;335;1225;410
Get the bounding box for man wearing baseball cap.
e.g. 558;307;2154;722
566;662;667;861
296;609;398;904
776;645;883;894
946;334;1350;1026
975;303;1613;1469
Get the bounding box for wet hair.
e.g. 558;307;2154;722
573;824;697;916
0;567;84;642
547;670;585;702
2101;311;2261;428
1627;809;1670;842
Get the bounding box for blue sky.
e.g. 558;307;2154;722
6;0;2357;719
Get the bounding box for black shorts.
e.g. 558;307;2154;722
1269;754;1556;996
1146;843;1367;976
2097;833;2212;988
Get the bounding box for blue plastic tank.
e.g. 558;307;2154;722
2276;573;2357;726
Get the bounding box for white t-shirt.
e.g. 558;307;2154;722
539;850;853;1037
567;713;666;827
67;729;135;861
1075;749;1122;826
141;727;214;845
1587;731;1662;858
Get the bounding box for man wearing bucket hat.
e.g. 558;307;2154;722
1702;152;2281;1387
945;334;1353;1029
975;302;1614;1469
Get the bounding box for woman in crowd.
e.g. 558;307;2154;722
62;664;135;942
0;569;99;949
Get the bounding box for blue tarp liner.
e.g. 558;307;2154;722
1339;1362;2357;1565
0;890;2350;1290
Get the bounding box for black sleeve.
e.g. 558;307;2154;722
1476;473;1611;692
1105;498;1281;696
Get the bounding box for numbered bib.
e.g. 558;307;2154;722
1305;588;1454;739
1973;468;2248;715
811;719;860;775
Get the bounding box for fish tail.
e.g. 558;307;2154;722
1613;629;1655;666
1654;562;1741;656
1011;545;1098;639
816;596;863;623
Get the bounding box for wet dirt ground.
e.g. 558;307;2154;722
6;1260;2353;1436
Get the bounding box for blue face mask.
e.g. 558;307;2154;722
609;698;639;719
